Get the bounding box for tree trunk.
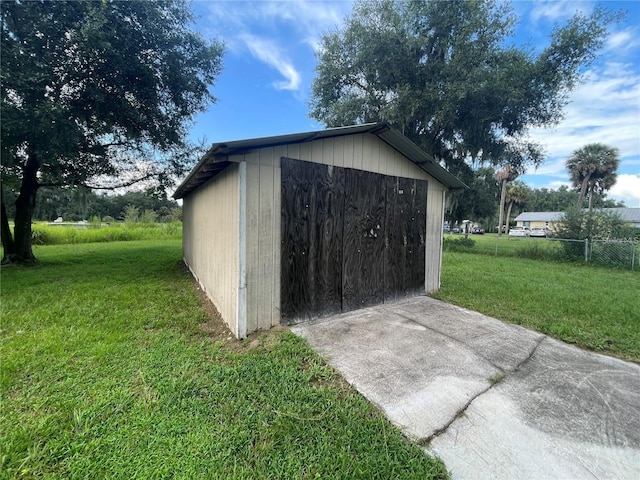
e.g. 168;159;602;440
497;177;507;237
5;151;39;264
1;182;16;261
505;201;514;233
578;174;591;208
587;180;595;211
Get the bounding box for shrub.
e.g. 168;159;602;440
169;207;183;222
554;207;636;260
556;207;634;240
443;236;476;252
123;205;140;223
140;209;158;224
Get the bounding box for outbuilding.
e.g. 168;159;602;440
515;208;640;231
173;123;465;338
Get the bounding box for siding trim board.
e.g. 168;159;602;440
237;161;247;338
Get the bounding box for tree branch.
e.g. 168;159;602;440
84;173;156;190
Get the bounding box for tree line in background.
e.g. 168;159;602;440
444;166;624;232
3;171;623;230
2;187;181;224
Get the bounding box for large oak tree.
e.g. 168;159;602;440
310;0;619;220
1;0;223;263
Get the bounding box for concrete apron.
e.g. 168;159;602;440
291;296;640;480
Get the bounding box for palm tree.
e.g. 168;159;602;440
566;144;619;210
504;181;529;231
495;164;513;236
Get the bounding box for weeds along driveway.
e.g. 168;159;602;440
292;296;640;480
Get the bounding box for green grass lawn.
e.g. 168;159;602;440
1;241;447;479
432;251;640;363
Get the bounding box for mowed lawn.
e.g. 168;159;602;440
432;252;640;363
1;241;447;479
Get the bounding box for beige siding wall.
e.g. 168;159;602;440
517;220;557;231
182;164;240;336
225;133;445;333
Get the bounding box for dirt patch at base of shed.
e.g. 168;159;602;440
181;260;291;353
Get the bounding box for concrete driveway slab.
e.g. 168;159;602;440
291;296;640;480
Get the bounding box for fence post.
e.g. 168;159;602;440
632;242;636;270
584;238;589;263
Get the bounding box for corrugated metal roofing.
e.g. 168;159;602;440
515;208;640;225
613;207;640;223
173;123;466;199
514;212;564;222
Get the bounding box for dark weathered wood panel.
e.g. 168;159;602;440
342;169;386;311
406;178;427;294
384;177;427;301
280;158;344;323
282;156;427;321
384;176;410;301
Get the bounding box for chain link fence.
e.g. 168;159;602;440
588;239;638;269
507;237;639;270
443;233;639;270
543;237;638;269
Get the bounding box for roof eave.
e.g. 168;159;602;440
173;122;466;198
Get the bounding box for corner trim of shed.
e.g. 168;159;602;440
237;160;247;339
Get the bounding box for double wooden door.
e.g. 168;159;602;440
281;157;427;323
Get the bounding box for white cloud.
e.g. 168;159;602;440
604;27;640;54
526;61;640;178
609;174;640;207
532;157;568;177
240;34;301;91
529;0;593;23
254;0;348;50
548;180;572;189
198;0;351;93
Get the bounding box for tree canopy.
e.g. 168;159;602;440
312;0;616;165
566;143;620;210
3;186;181;224
1;0;224;262
523;185;623;212
310;0;620;220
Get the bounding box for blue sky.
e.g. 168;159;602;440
187;0;640;207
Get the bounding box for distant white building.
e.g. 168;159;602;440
515;208;640;230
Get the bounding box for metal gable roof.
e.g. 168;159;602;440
611;207;640;223
173;123;466;199
514;212;564;222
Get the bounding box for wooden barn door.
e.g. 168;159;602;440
280;159;344;323
342;170;387;311
383;177;427;301
281;157;427;323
